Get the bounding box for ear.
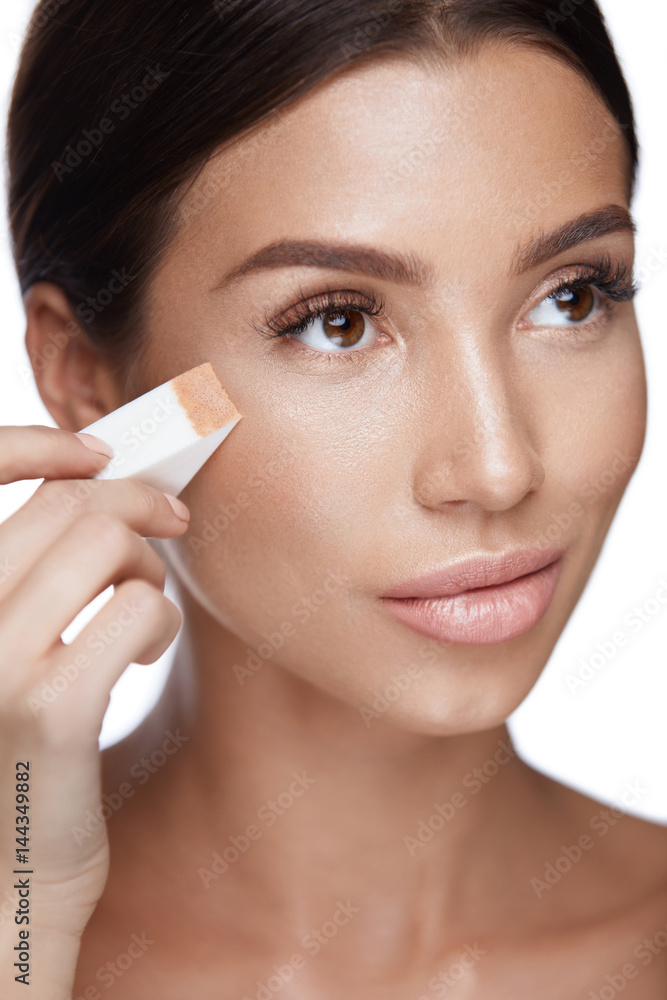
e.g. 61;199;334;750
23;282;127;432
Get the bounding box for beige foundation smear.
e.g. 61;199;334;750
80;362;242;495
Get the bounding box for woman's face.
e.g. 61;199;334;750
131;41;645;734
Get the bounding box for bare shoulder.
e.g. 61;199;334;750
538;771;667;895
477;766;667;997
530;768;667;952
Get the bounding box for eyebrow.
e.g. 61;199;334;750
510;204;636;276
215;241;433;290
213;203;636;292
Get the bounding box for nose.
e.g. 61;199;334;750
412;334;545;513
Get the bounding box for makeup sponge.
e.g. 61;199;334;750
79;362;242;495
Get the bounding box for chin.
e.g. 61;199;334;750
347;649;548;738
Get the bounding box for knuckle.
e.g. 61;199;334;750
32;477;72;521
125;478;162;517
76;512;129;554
32;476;103;523
116;578;165;619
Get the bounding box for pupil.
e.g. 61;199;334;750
322;309;365;348
555;285;594;322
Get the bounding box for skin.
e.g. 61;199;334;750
23;39;667;998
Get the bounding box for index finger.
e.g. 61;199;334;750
0;425;113;485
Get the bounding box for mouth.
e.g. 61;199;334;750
380;547;565;646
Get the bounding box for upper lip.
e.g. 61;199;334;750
381;547;565;599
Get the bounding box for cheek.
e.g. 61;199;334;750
164;376;406;642
546;329;646;534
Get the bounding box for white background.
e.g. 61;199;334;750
0;2;665;820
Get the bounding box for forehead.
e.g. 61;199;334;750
172;41;631;276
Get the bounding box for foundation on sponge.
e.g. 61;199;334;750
79;362;242;496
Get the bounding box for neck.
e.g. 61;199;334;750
106;583;549;974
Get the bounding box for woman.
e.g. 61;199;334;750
1;0;665;996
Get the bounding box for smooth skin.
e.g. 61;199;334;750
8;39;667;998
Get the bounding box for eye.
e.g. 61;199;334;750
527;282;602;327
256;287;389;355
290;307;379;352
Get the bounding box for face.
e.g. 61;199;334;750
126;40;645;735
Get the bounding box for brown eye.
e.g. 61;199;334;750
552;285;596;322
322;309;366;348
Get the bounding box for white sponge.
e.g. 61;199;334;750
79;362;242;495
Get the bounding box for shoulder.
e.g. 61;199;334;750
480;767;667;997
541;774;667;899
528;770;667;962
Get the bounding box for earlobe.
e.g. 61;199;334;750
22;281;124;432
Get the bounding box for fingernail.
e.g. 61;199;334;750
163;493;190;521
75;431;115;458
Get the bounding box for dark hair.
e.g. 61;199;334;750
6;0;638;371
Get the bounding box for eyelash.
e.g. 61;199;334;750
532;254;639;328
253;254;639;362
253;286;388;364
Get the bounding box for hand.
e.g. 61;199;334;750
0;425;189;997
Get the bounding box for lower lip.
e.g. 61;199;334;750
381;559;563;646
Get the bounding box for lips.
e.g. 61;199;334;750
381;547;565;599
380;547;565;646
